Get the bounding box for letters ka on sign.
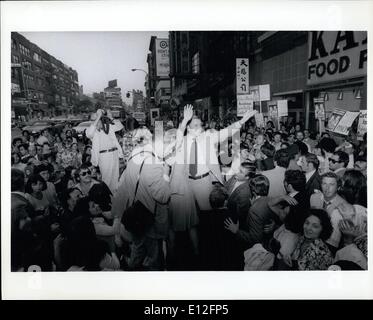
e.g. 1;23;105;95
307;31;367;85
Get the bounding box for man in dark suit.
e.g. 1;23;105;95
225;161;255;225
297;152;321;198
224;174;275;250
269;170;310;233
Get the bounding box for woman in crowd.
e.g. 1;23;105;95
24;173;50;216
71;142;82;167
12;152;26;172
282;209;334;270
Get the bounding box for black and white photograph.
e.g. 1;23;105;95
1;0;372;301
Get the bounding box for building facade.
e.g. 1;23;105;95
168;31;367;132
147;36;171;114
11;32;80;119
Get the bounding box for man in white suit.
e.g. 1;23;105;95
86;109;124;194
176;105;257;211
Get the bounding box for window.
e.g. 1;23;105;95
11;68;19;79
12;55;20;63
33;52;41;63
12;39;17;50
192;52;200;74
19;44;31;57
22;59;32;70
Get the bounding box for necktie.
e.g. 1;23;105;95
323;201;330;210
189;138;198;177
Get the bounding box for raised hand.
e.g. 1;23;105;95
183;104;194;122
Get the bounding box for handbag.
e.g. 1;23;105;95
121;152;157;236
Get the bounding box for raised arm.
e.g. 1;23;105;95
215;109;258;143
86;109;103;139
176;104;194;149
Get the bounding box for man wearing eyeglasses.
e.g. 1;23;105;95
329;150;349;178
75;164;99;196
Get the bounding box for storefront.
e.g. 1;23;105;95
305;31;367;137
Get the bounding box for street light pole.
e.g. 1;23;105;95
131;68;149;113
131;68;148;76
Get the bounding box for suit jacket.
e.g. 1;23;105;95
261;166;286;198
310;192;347;216
236;196;275;249
112;145;171;239
225;177;252;223
305;171;321;198
285;191;311;233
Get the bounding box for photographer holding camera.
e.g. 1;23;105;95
86;108;124;194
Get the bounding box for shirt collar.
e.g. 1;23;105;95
334;167;345;174
305;169;316;182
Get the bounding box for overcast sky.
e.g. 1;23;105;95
20;31;169;101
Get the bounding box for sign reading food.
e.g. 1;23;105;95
307;31;367;85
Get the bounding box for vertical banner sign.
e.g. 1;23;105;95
268;101;278;128
237;94;254;117
255;113;265;128
307;31;367;85
277;100;288;117
357;110;367;141
249;85;260;101
313;98;326;120
156;39;170;77
236;58;249;94
259;84;271;101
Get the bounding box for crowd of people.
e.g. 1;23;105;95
11;105;367;271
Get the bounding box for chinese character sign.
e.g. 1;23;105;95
236;58;249;94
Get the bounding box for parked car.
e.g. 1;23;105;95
22;121;52;134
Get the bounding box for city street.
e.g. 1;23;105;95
6;25;369;298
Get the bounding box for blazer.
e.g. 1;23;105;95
225;177;252;222
236;196;275;249
305;171;321;198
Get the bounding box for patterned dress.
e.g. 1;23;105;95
292;236;333;270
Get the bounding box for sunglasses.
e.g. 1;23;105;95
329;159;340;164
80;170;91;177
